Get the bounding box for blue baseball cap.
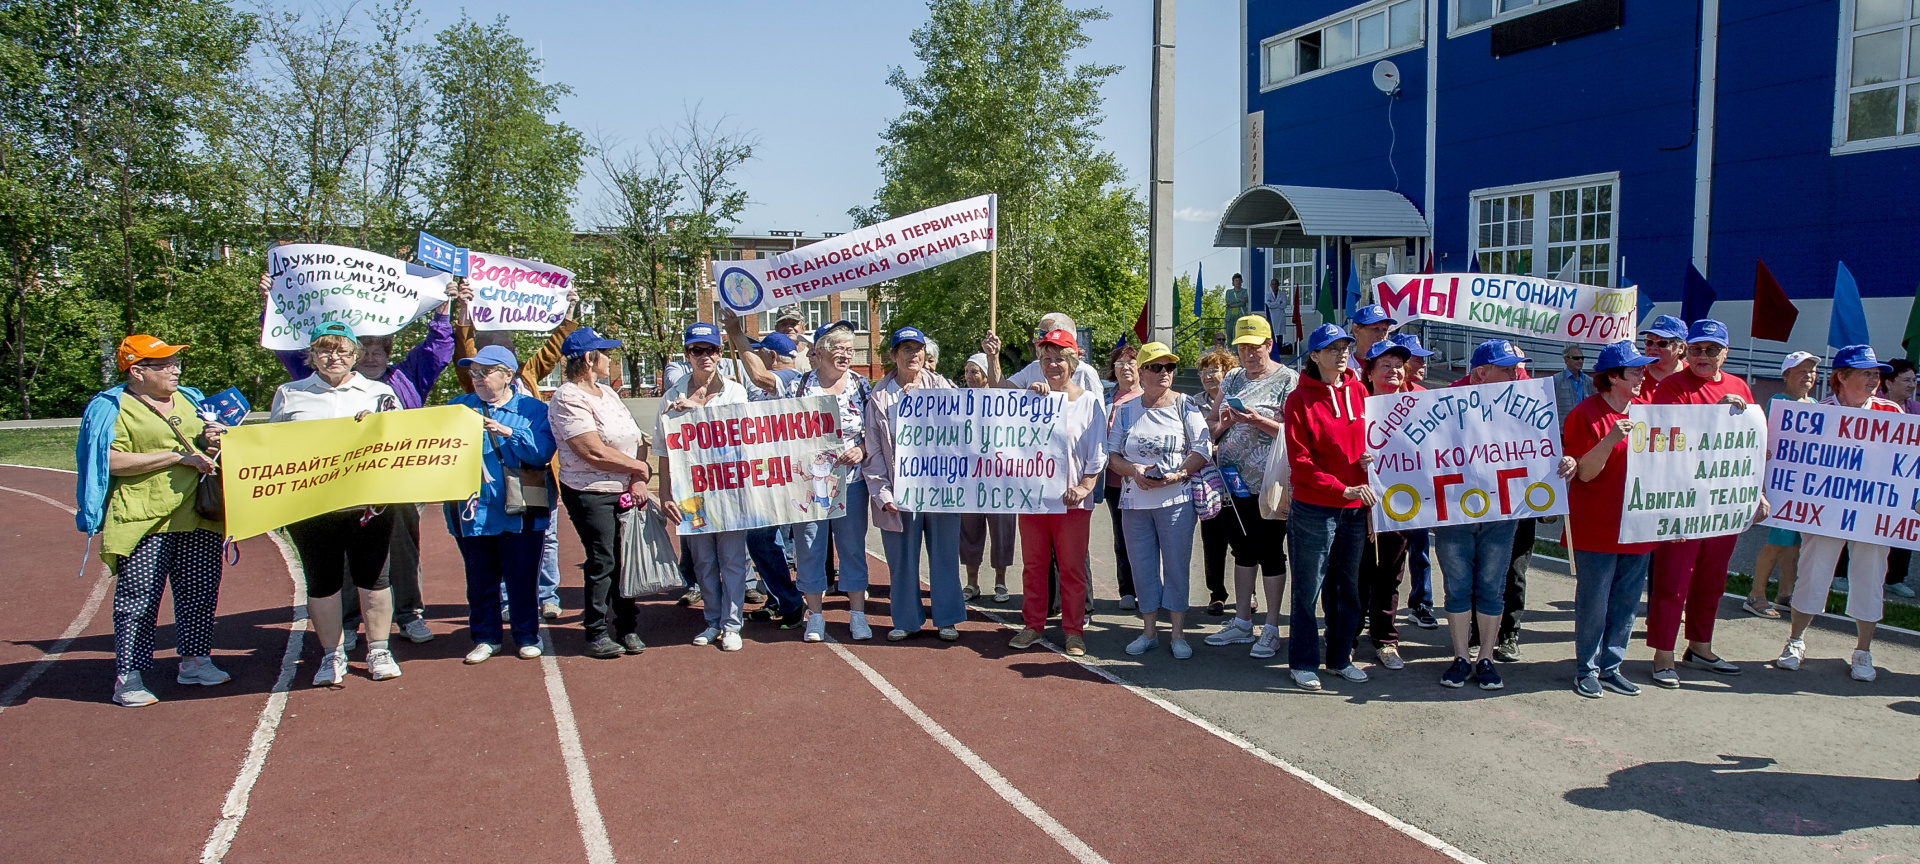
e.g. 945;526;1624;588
561;326;623;357
308;321;356;342
456;344;520;372
889;326;928;350
1470;339;1532;368
1364;340;1411;361
1305;323;1354;353
1640;315;1687;340
1352;304;1397;327
1686;319;1730;347
813;320;856;343
1593;340;1658;374
683;322;722;348
1389;333;1435;357
752;332;797;357
1832;344;1894;373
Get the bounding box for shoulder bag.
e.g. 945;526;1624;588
140;397;224;521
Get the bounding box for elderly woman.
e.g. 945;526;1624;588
1190;347;1238;616
548;327;652;659
446;345;558;663
1281;324;1373;691
865;326;966;641
76;335;228;707
1745;351;1819;618
1108;341;1211;658
1776;346;1906;683
1006;329;1108;655
656;322;755;651
961;352;1017;602
1354;340;1416;671
271;322;404;685
781;321;875;642
1104;342;1144;609
1204;316;1297;656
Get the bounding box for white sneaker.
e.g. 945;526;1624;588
1119;594;1138;611
176;656;231;686
464;643;497;665
803;612;827;643
112;672;157;707
1850;649;1876;682
719;631;743;652
1333;664;1370;683
692;627;720;646
1775;638;1805;671
401;619;433;643
1125;634;1158;655
1249;624;1282;658
993;584;1010;602
312;651;346;686
517;645;542;659
1170;638;1194;659
1290;668;1322;691
1377;644;1405;670
1206;617;1257;647
848;611;873;641
341;629;359;653
366;648;402;681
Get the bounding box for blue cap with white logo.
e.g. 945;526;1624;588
1305;323;1354;353
1470;339;1532;368
1593;340;1657;374
1832;344;1894;373
1352;304;1396;327
1686;319;1730;347
1640;314;1687;340
1389;333;1435;357
561;326;623;357
683;322;722;348
813;320;856;343
1364;340;1411;361
889;326;928;350
753;332;797;357
456;344;521;372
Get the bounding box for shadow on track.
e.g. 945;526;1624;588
1563;755;1920;836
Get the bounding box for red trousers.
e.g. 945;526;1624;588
1645;534;1737;651
1019;510;1092;635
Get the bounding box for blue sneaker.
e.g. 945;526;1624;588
1476;658;1504;691
1441;657;1472;688
1573;676;1602;699
1598;671;1640;696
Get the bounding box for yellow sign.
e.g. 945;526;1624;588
218;406;482;540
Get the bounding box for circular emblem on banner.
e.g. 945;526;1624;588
718;267;763;312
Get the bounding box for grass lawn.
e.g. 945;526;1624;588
0;427;78;471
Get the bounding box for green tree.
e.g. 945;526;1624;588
1172;273;1228;363
858;0;1145;377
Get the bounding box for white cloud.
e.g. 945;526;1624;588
1172;206;1219;223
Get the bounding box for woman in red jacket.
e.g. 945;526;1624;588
1282;324;1376;691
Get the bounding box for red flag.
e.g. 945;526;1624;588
1133;295;1150;345
1752;258;1799;342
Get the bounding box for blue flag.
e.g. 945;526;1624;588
1194;262;1204;319
1623;256;1652;325
1345;255;1362;320
1680;263;1715;323
1468;253;1481;273
1829;261;1870;349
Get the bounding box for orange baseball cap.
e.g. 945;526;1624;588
116;335;187;372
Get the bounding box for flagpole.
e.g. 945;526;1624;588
989;246;998;338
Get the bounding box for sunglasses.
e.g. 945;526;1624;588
1644;338;1674;349
686;345;720;356
1144;362;1178;373
1686;343;1724;357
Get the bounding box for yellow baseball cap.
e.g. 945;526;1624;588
116;334;187;372
1231;315;1273;346
1137;341;1180;367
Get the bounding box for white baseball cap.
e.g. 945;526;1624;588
1779;351;1819;374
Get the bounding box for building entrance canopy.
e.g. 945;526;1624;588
1212;185;1430;248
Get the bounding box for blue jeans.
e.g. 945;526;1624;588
798;479;869;594
880;511;965;631
1287;500;1367;671
1405;529;1432;609
687;530;751;632
537;512;561;606
746;526;802;614
1572;550;1651;679
1121;504;1195;615
458;530;543;648
1433;521;1518;617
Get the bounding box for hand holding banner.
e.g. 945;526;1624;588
264;243;451;350
1618;403;1769;543
464;252;573;331
1759;402;1920;550
891;389;1070;515
657;396;846;535
1373;273;1637;345
1365;378;1568;532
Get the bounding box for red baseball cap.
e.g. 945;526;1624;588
116;335;187;372
1037;328;1078;351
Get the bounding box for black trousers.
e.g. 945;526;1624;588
1200;508;1232;603
1104;487;1135;597
562;486;639;642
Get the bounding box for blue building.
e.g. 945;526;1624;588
1220;0;1919;366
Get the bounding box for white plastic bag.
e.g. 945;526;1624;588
1257;425;1291;520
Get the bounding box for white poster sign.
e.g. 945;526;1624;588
1759;402;1920;551
465;251;573;331
657;396;846;535
1365;378;1568;532
263;243;450;350
710;194;996;316
1618;403;1770;543
1372;273;1638;345
892;389;1070;515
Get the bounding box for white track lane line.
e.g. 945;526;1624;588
538;623;617;864
0;484;111;716
199;531;306;864
826;638;1111;864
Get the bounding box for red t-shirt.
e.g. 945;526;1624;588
1562;394;1656;555
1649;367;1753;405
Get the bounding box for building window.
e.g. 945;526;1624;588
711;248;744;261
801;300;831;331
1836;0;1920;151
1269;248;1317;306
877;301;899;330
1469;173;1618;286
1261;0;1423;90
1451;0;1579;35
842;299;870;333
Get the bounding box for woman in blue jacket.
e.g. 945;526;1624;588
445;345;558;663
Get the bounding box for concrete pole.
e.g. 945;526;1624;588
1148;0;1175;345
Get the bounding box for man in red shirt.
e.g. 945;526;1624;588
1640;315;1687;386
1643;318;1764;687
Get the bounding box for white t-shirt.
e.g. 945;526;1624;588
1009;359;1103;395
1055;389;1111;510
1106;398;1211;509
653;376;751;456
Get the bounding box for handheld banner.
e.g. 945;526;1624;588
1372;273;1638;345
891;389;1070;515
263;243;451;350
1759;402;1920;551
219;406;482;540
1365;378;1568;532
416;231;469;277
658;396;845;535
1618;403;1769;543
710;194;996;316
465;251;572;331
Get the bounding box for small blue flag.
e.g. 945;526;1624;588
1680;263;1715;324
1193;262;1204;320
1345;255;1362;320
202;387;251;427
1829;261;1870;349
416;231;468;277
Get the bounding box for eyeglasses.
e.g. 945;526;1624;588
314;349;356;360
1144;362;1178;373
1686;343;1724;357
133;361;182;372
1643;338;1673;350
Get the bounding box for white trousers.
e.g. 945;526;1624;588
1792;534;1888;623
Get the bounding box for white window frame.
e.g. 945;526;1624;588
1448;0;1582;38
1832;0;1920;154
800;299;831;332
1259;0;1425;92
1467;171;1620;287
842;299;871;333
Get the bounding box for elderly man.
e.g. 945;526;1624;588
1347;304;1395;371
771;305;812;374
1639;314;1687;386
1554;343;1589;426
981;311;1103;395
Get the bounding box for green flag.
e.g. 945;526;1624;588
1315;259;1335;322
1904;275;1920;362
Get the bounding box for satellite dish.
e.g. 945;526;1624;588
1372;60;1401;95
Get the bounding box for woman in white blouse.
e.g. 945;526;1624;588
1106;341;1212;659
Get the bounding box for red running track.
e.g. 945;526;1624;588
0;465;1467;864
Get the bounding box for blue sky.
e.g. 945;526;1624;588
402;0;1244;287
